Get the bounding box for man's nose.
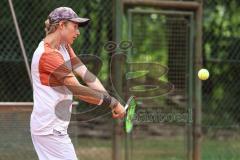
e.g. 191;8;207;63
76;29;80;36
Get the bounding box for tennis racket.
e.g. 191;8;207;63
124;96;137;133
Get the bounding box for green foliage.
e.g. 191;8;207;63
203;0;240;126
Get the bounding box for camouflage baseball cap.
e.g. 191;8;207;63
48;7;89;27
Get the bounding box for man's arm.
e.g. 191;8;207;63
63;74;106;105
53;45;125;118
65;44;108;93
74;64;107;93
61;73;125;118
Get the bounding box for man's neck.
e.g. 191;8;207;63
44;32;61;50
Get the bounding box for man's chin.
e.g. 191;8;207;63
68;41;74;45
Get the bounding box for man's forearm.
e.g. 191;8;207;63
63;45;119;109
62;75;118;109
86;78;106;92
74;65;108;94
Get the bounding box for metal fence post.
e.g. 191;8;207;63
193;1;203;160
112;0;123;160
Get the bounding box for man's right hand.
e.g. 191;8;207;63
112;102;125;119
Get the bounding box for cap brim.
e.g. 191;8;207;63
70;17;90;27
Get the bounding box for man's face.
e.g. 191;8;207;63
60;21;80;45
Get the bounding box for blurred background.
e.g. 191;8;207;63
0;0;240;160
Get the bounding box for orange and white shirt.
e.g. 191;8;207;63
30;40;78;135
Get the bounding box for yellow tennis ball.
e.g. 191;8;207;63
198;69;209;80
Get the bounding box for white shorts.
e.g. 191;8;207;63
31;132;78;160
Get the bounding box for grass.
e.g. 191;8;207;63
0;132;240;160
202;138;240;160
73;136;240;160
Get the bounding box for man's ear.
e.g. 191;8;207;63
58;21;65;29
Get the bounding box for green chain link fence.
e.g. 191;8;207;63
0;0;116;160
1;0;240;160
126;8;193;160
1;0;114;102
202;0;240;159
122;0;240;160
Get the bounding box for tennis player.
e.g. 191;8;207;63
30;7;125;160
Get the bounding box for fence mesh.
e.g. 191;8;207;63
127;9;192;160
1;0;114;102
0;0;115;160
202;0;240;159
1;0;240;160
124;0;240;159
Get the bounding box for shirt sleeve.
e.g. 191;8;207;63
40;51;74;84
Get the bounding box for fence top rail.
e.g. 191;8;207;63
0;102;79;113
128;8;194;16
123;0;201;10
